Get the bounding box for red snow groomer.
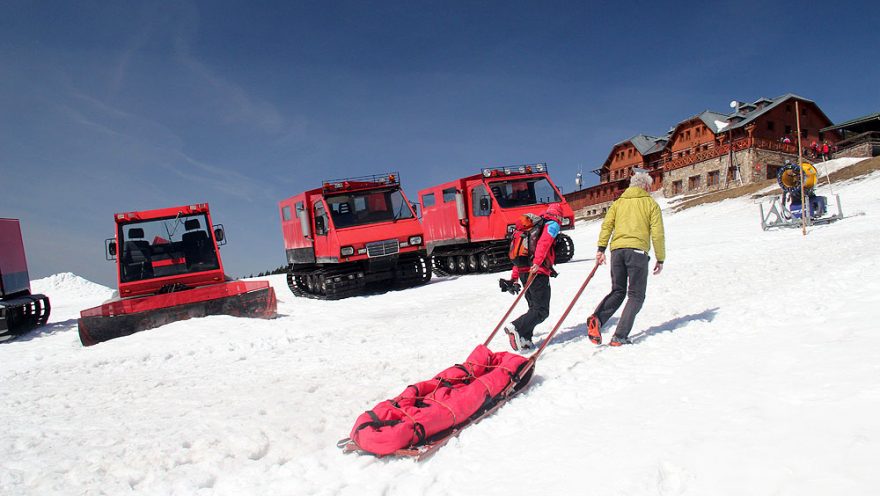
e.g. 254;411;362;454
279;172;431;299
77;203;277;346
1;219;51;340
419;163;575;275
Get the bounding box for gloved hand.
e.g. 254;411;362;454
498;278;522;295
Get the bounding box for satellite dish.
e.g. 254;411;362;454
730;100;738;109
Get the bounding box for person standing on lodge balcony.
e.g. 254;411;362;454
822;141;830;161
782;135;792;144
586;170;665;347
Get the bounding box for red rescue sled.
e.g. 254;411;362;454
340;264;600;460
78;203;277;346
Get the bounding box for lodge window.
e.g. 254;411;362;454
786;104;792;113
707;170;720;187
801;106;807;116
801;129;808;138
767;121;775;131
672;180;683;195
785;125;792;135
688;175;701;191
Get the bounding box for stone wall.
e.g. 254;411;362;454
834;142;876;159
576;200;614;219
661;148;797;197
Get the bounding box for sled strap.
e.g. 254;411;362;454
531;261;601;361
459;361;492;394
484;272;537;346
353;410;403;434
384;404;427;447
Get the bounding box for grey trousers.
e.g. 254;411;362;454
593;248;649;339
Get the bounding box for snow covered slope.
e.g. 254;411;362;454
2;160;879;495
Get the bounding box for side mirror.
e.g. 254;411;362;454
213;224;227;246
410;202;420;218
479;197;491;212
106;239;117;260
315;216;326;235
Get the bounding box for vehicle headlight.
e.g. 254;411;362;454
408;235;423;246
341;246;354;257
561;217;571;226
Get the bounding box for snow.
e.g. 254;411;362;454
3;162;880;495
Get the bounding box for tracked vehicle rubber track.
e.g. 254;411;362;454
287;253;431;300
1;219;51;340
430;233;574;276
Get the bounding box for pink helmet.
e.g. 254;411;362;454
545;203;563;220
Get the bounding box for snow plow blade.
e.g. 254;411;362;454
77;281;277;346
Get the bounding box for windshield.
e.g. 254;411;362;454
488;177;561;208
326;188;414;228
118;213;219;283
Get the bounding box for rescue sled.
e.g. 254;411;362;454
339;263;600;460
338;344;534;460
78;204;277;346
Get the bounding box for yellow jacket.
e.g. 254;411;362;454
597;187;665;262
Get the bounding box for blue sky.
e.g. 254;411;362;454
2;0;877;285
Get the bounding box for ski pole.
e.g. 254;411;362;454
530;260;601;361
484;272;537;347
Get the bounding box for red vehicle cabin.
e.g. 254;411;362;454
279;173;431;299
419;163;575;274
77;203;277;346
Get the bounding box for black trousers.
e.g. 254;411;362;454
593;248;649;339
511;273;551;340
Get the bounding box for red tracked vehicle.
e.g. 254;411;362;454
279;172;431;299
78;203;277;346
1;219;50;340
419;163;575;275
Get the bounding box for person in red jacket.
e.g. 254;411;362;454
503;204;562;351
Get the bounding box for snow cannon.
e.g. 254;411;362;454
776;162;826;218
760;162;843;230
1;219;50;340
77;203;277;346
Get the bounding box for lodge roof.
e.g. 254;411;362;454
821;112;880;133
630;134;667;155
698;111;731;133
721;93;826;132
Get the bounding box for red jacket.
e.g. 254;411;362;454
511;219;559;278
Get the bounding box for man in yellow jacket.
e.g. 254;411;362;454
587;170;665;346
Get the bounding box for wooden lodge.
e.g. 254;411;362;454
566;94;838;216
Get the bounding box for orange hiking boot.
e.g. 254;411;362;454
587;315;601;345
609;336;633;347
